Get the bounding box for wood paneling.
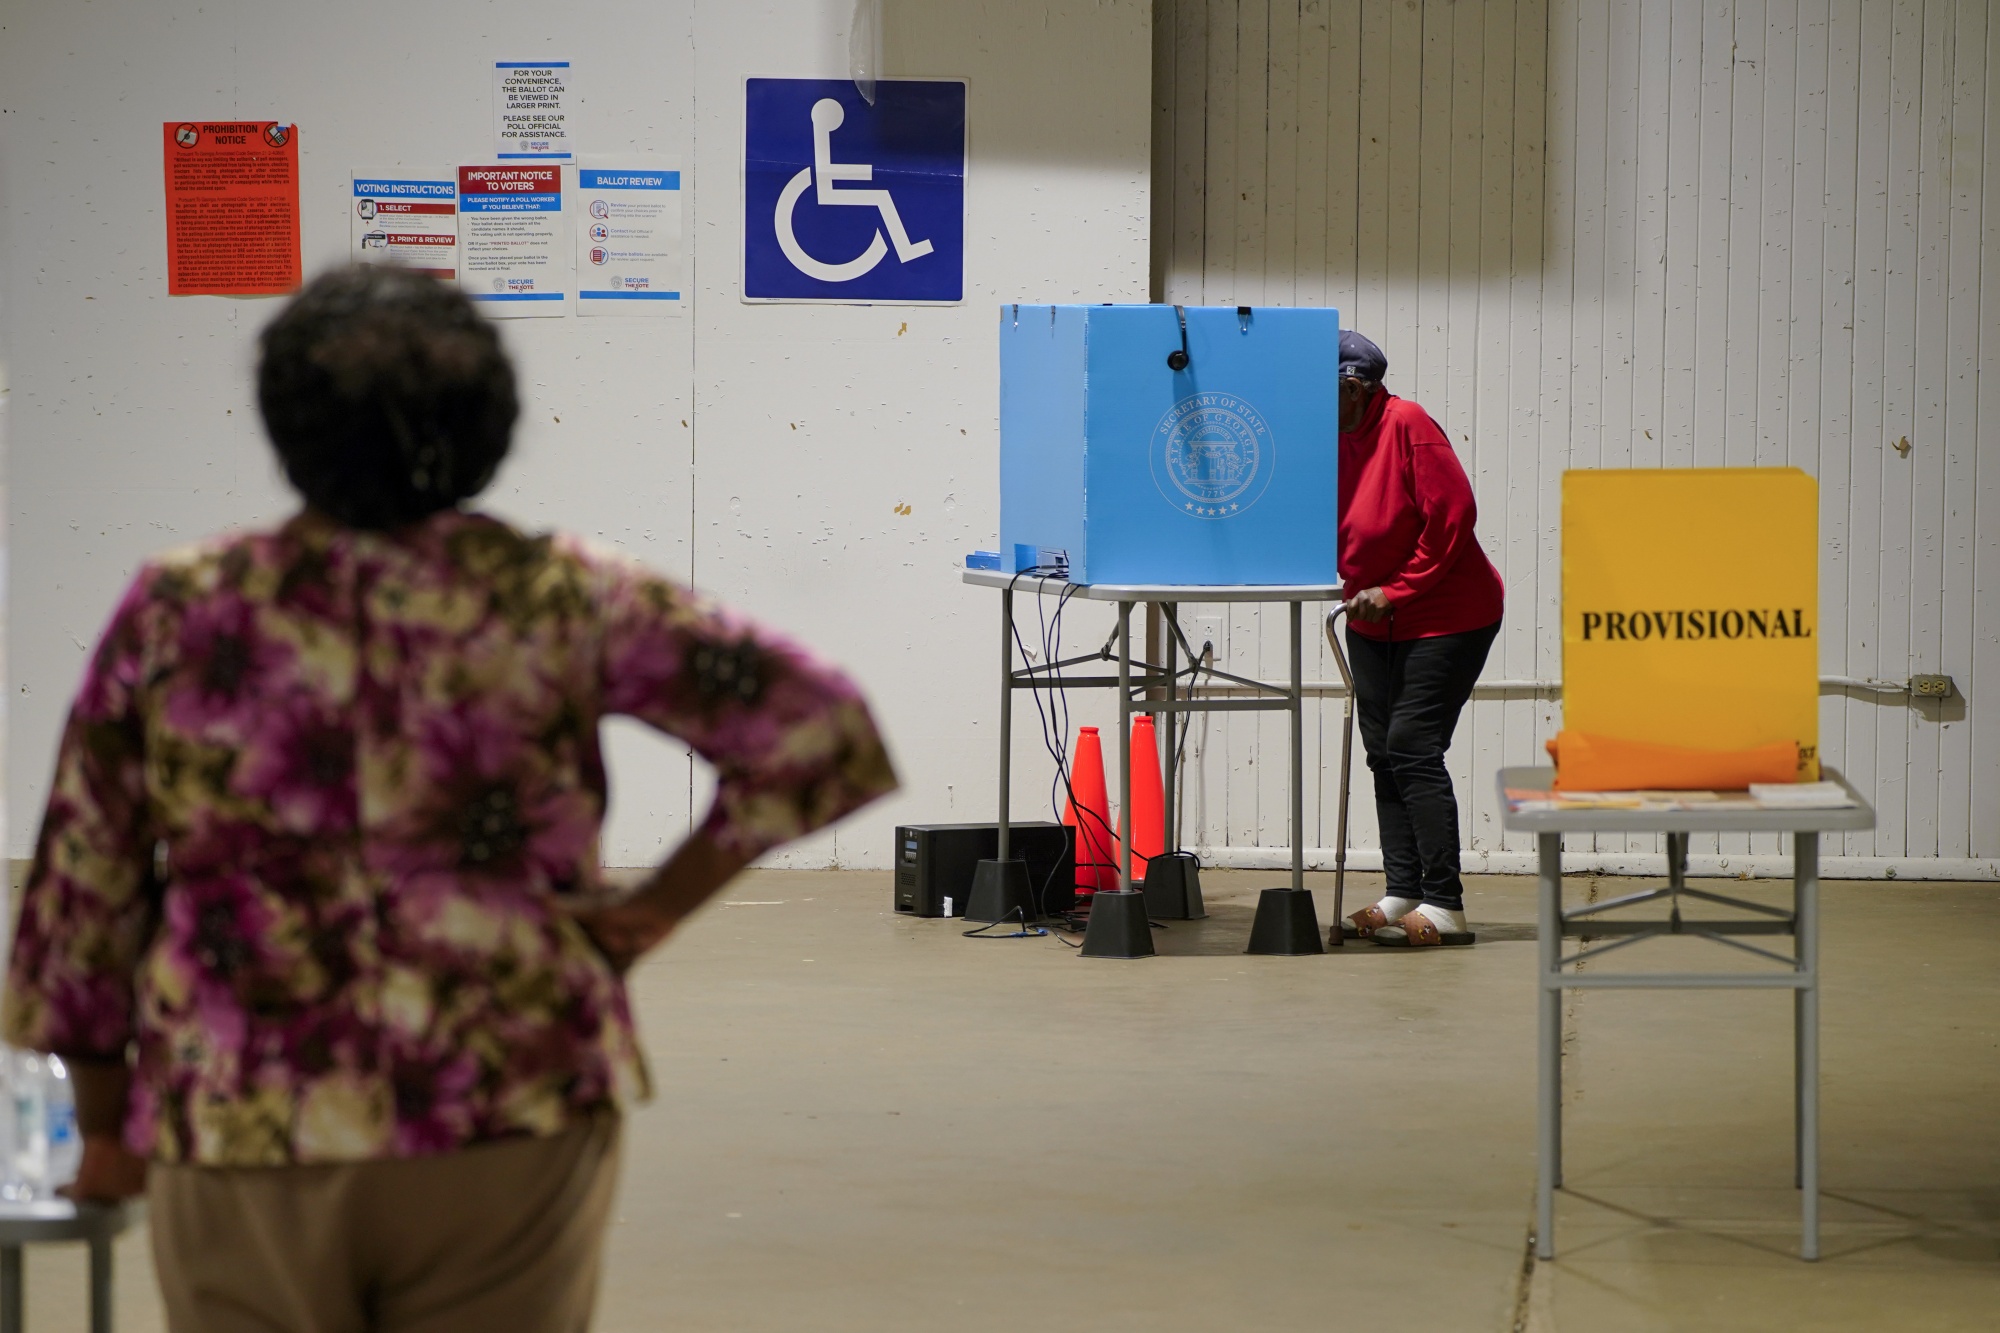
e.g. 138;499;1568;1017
1153;0;2000;871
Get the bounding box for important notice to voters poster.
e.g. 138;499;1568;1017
494;61;572;160
457;165;568;316
351;172;457;277
576;161;683;315
162;121;301;296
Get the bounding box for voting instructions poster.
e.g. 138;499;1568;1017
576;162;683;316
163;120;301;296
494;61;572;160
351;173;457;278
457;165;568;316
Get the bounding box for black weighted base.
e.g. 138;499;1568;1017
1079;889;1156;959
1245;887;1325;956
1140;852;1206;920
964;858;1036;923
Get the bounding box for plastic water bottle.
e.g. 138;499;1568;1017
45;1055;79;1191
10;1049;48;1198
0;1050;17;1202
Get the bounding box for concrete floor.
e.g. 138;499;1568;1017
13;869;1999;1331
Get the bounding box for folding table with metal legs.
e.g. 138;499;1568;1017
962;570;1344;957
1495;767;1875;1261
0;1200;139;1333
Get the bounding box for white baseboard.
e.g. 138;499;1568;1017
21;849;1976;885
1189;846;2000;882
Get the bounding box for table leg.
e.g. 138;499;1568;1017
90;1232;113;1333
1118;600;1133;891
1538;831;1562;1260
1800;964;1816;1184
1289;601;1303;893
1797;831;1821;1260
997;587;1014;861
1077;600;1154;959
1;1244;21;1333
1163;603;1177;847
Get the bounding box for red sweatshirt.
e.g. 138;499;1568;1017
1339;389;1504;641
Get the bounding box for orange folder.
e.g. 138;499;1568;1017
1546;731;1799;792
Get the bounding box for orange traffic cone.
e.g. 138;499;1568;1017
1064;726;1118;897
1129;714;1166;881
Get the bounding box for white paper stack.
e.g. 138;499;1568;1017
1747;781;1857;809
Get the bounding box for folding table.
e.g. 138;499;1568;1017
0;1199;139;1333
963;569;1343;956
1496;767;1875;1260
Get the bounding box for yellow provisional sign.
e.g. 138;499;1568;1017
1562;468;1819;781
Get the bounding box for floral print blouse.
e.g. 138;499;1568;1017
2;510;896;1166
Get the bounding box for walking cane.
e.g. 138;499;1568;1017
1323;606;1356;947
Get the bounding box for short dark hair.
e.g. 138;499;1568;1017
257;265;517;530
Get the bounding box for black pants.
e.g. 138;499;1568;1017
1346;620;1499;913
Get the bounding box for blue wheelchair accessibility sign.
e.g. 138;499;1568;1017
743;78;965;303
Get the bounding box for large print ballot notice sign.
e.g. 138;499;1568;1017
494;61;572;161
743;78;964;303
162;121;301;296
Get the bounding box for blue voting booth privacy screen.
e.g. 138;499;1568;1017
743;79;965;303
1000;305;1342;586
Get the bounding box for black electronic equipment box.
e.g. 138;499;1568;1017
893;822;1075;918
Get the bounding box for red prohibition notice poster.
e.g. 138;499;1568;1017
163;121;302;295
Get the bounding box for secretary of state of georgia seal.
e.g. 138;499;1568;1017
1151;391;1275;519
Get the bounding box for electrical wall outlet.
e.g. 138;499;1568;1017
1910;674;1955;699
1185;614;1225;665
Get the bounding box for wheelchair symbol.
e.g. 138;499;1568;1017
775;99;934;283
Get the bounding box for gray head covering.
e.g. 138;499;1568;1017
1338;330;1388;383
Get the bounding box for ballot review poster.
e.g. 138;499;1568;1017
351;172;457;277
576;161;683;315
162;120;301;296
457;165;569;316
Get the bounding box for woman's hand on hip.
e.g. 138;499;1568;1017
568;894;677;975
1345;587;1393;623
62;1135;147;1203
567;828;756;976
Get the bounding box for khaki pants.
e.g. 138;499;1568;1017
148;1111;621;1333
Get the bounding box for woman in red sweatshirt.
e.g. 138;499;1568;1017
1336;331;1504;948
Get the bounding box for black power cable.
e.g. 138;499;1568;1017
961;906;1048;939
1005;569;1127;923
1035;581;1127;904
1168;638;1213;870
1003;570;1100;922
987;571;1224;943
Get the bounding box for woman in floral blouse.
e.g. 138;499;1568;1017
3;265;896;1331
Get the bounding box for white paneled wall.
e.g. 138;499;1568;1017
1153;0;2000;876
1;0;1154;870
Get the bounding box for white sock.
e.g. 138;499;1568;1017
1414;903;1467;934
1370;895;1420;922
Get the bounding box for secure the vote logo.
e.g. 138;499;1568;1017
1152;392;1275;519
742;78;965;303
